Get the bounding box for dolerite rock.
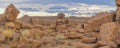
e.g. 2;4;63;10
76;44;98;48
98;22;118;48
56;19;69;25
116;7;120;23
99;22;118;43
65;33;85;39
116;0;120;7
0;14;7;24
56;25;68;32
97;41;118;48
116;0;120;23
76;24;85;33
99;45;111;48
56;13;69;32
81;37;97;44
84;12;115;32
56;13;69;25
4;4;20;21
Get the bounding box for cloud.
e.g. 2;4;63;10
0;0;116;18
0;8;5;14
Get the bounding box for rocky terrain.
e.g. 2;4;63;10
0;0;120;48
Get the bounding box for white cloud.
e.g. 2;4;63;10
0;8;5;14
0;3;116;18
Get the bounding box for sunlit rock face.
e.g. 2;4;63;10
84;12;115;32
116;0;120;7
0;1;119;48
116;0;120;23
4;4;20;22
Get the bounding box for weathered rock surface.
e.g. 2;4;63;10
0;1;119;48
4;4;20;21
98;22;118;48
55;13;69;32
65;33;85;39
84;12;115;32
99;45;111;48
81;37;97;44
100;22;118;42
116;7;120;23
76;44;98;48
116;0;120;7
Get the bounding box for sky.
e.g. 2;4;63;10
0;0;116;17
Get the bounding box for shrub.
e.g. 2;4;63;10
21;29;30;37
2;29;15;38
56;34;65;41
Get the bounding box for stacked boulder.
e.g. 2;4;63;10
0;1;120;48
4;4;20;22
56;13;69;32
0;4;21;44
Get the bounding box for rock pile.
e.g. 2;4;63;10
0;1;119;48
56;13;69;32
84;12;115;32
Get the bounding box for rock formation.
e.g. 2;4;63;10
100;22;118;42
4;4;20;22
56;13;69;32
98;22;118;48
0;1;119;48
116;0;120;7
116;0;120;23
84;12;115;32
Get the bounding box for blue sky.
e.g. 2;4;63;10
34;0;114;6
0;0;115;6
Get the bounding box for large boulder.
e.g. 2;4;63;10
116;0;120;7
56;13;69;32
84;12;115;32
4;4;20;21
76;43;97;48
81;37;97;44
99;45;111;48
56;25;68;32
116;7;120;23
65;33;85;39
97;41;118;48
100;22;118;42
56;19;69;25
0;14;7;25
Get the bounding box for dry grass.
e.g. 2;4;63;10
2;29;15;38
20;29;30;37
56;34;65;41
